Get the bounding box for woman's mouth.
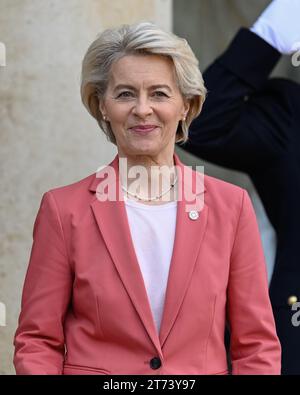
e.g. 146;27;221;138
129;125;159;134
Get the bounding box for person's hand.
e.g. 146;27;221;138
250;0;300;55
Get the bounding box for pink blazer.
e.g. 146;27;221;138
13;153;281;375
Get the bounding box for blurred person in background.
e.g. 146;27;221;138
180;0;300;374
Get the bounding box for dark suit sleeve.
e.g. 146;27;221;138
179;28;289;173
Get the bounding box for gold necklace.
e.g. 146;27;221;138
121;175;178;202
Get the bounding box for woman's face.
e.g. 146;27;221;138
99;54;190;161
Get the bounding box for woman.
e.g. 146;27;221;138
13;22;281;375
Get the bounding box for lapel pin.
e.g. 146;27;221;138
189;210;199;220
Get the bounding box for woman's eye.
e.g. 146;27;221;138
117;91;134;98
153;91;168;97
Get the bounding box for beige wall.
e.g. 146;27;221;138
0;0;172;375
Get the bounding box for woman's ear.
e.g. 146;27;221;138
182;98;190;119
98;98;106;116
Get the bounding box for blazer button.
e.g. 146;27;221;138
287;295;298;306
150;357;161;370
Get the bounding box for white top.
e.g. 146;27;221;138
124;196;177;334
250;0;300;54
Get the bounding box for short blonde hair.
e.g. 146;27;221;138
80;21;207;145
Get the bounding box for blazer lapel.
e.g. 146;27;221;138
158;154;208;348
89;153;208;355
90;156;163;357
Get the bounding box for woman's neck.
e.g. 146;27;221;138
118;154;178;205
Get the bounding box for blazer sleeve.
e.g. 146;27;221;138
227;189;281;374
13;191;73;374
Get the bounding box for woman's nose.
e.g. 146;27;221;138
132;97;153;118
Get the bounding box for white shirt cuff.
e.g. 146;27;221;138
250;0;300;55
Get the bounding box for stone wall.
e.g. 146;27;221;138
0;0;172;374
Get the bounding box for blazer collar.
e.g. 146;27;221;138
89;153;208;358
88;152;206;196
